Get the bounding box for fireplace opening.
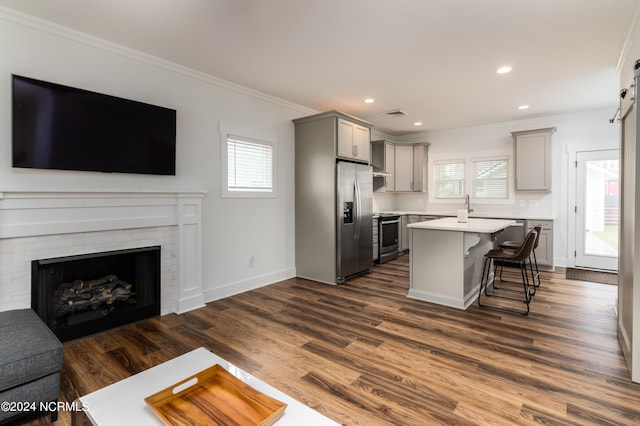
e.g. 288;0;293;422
31;246;160;342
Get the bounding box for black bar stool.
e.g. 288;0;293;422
498;225;542;292
478;229;538;315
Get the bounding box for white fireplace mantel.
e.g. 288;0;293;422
0;189;206;315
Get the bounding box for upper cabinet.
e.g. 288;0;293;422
293;111;373;165
412;143;428;192
384;142;395;191
512;127;555;191
371;140;395;191
337;118;371;163
394;145;413;192
371;140;429;192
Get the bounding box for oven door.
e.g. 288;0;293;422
379;218;399;255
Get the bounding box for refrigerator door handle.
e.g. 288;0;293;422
354;182;361;240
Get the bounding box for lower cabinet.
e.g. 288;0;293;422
400;215;409;252
527;220;553;268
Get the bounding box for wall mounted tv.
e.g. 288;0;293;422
12;75;177;175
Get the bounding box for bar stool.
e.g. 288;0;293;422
498;225;542;292
478;229;538;315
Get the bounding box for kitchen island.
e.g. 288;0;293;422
407;217;515;309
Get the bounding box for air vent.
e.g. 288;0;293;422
382;109;408;117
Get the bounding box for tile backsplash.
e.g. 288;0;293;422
374;192;553;217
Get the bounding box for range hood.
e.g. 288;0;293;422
372;166;390;177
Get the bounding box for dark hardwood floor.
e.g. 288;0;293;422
16;255;640;425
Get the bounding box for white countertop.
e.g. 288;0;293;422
407;217;515;233
375;210;555;221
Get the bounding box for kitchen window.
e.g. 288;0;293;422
472;157;508;199
220;122;277;198
434;160;465;198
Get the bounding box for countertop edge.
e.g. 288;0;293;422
408;218;516;233
376;211;555;221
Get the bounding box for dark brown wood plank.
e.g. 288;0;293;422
15;255;640;426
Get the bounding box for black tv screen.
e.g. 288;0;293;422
12;75;176;175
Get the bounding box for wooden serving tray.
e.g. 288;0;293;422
144;364;287;426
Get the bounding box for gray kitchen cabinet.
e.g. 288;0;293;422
338;117;371;163
512;128;555;191
407;215;420;251
394;145;413;192
413;143;429;192
400;215;409;252
371;140;395;191
384;142;395;191
371;140;429;192
527;219;553;268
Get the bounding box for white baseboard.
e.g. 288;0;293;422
202;268;296;303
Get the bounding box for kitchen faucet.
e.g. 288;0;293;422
465;194;473;212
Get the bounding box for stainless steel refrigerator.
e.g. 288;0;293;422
293;110;374;285
336;161;373;283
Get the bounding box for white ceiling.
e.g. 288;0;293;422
1;0;638;135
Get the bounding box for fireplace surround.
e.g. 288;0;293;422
0;190;205;327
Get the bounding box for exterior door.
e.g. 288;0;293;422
575;149;619;270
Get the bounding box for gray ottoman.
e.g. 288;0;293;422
0;309;64;424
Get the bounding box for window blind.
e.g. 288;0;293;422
434;161;465;198
227;135;273;192
473;158;508;199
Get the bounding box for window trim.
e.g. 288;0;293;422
471;156;509;200
433;159;466;199
220;122;277;199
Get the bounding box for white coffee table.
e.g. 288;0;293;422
73;347;340;425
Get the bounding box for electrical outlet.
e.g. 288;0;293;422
529;200;538;206
248;254;255;267
519;200;525;207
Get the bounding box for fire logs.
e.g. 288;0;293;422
55;274;135;315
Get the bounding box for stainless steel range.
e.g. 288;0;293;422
377;213;400;264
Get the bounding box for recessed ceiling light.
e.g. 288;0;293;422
414;122;423;126
496;66;512;74
364;98;375;104
518;105;530;110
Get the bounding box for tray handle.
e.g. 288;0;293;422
172;376;199;395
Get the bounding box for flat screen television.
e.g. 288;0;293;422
12;75;177;175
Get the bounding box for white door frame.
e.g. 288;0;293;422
575;149;619;270
567;143;618;269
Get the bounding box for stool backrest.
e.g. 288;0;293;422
513;230;537;261
533;225;543;250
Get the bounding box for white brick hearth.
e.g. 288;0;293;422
0;190;206;315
